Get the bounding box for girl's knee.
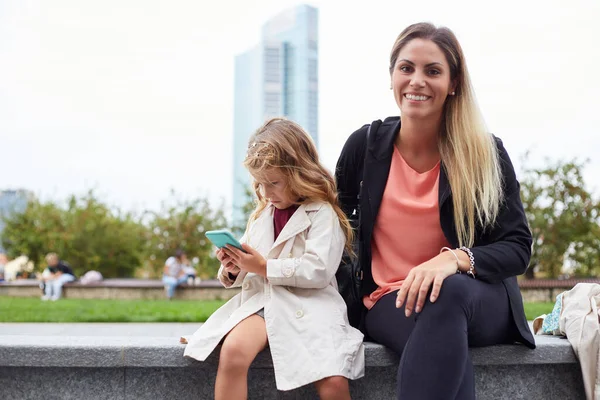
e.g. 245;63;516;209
218;337;254;372
315;376;349;399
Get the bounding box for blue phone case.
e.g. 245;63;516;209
205;230;244;251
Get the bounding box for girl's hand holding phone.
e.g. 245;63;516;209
217;248;241;277
223;244;267;277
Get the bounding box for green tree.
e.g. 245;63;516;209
141;192;228;279
1;199;63;268
520;156;600;278
1;191;146;277
569;229;600;277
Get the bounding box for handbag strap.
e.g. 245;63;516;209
357;124;371;206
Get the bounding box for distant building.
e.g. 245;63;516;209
0;189;33;252
232;4;319;225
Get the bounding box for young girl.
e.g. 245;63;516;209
183;118;365;399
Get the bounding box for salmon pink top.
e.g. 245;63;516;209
363;146;450;309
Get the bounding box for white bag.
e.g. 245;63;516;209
559;283;600;400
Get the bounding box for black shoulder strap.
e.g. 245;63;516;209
363;124;371;177
356;124;372;219
360;119;380;184
358;125;370;186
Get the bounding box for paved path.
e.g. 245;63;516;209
0;323;203;337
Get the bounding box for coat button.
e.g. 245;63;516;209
283;267;293;278
295;310;304;319
242;282;250;290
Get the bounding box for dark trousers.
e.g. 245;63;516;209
365;274;517;400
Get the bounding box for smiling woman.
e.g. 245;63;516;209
335;22;535;400
391;38;456;122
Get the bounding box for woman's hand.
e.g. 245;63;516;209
216;248;240;277
222;244;267;277
396;252;458;317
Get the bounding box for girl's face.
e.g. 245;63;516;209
391;38;455;122
255;169;297;210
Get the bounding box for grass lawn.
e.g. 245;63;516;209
0;297;227;323
0;296;554;323
523;302;554;321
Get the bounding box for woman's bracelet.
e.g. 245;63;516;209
440;247;460;272
440;246;476;278
459;246;476;278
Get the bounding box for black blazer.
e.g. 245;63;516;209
335;116;535;349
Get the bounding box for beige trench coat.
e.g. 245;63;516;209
183;202;365;391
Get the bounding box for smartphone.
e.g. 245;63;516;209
205;230;245;252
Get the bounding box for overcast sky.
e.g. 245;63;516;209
1;0;599;218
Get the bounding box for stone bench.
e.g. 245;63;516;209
0;279;239;301
0;334;584;399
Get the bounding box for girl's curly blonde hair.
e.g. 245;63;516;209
244;117;354;254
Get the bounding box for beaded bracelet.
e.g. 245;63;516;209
459;246;476;278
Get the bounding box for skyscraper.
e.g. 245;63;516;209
0;189;32;252
232;4;318;226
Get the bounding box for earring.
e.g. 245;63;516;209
450;91;456;95
390;85;393;90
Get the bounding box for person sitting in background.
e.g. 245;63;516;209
41;253;76;301
39;265;52;294
183;264;199;285
162;249;189;299
3;255;34;281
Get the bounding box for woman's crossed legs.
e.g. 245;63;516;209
365;274;516;400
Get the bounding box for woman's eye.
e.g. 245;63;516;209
399;65;412;73
270;181;279;186
428;69;441;75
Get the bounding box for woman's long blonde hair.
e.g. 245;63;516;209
244;117;354;253
389;23;504;247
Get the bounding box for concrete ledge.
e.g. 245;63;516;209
0;334;576;368
0;334;585;399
